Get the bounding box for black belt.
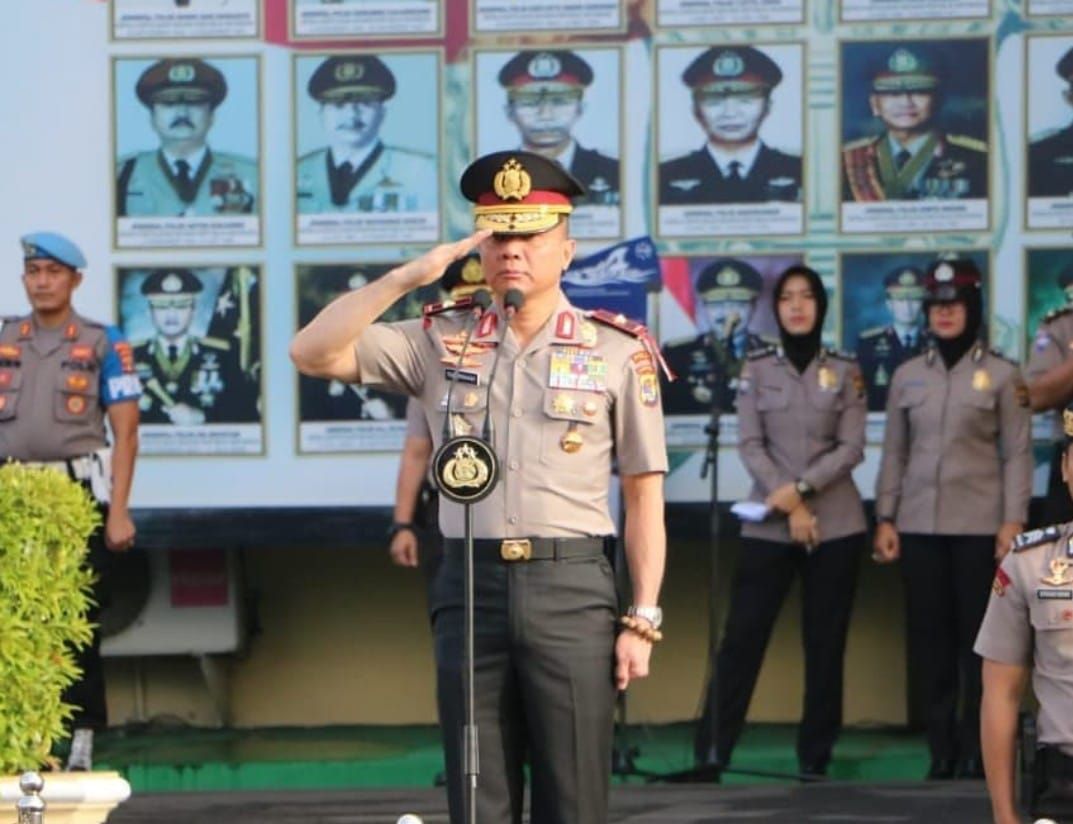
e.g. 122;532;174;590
443;536;607;563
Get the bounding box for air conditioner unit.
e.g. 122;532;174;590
101;548;242;657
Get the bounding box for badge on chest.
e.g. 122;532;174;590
549;347;607;392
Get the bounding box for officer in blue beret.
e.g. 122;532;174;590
659;45;801;205
498;50;619;206
843;44;987;202
296;55;437;214
130;268;257;425
660;258;770;414
855;266;927;411
1028;45;1073;199
1;232;142;771
117;58;257;218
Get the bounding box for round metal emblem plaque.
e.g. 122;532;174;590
433;435;499;504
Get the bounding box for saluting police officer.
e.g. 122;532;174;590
659;45;801;205
292;150;668;823
498;49;619;206
1027;264;1073;525
1028;45;1073;199
855;266;927;412
132;268;258;426
0;233;142;770
117;58;257;218
976;402;1073;824
842;45;987;202
874;258;1032;780
296;55;437;214
660;258;768;415
699;265;867;776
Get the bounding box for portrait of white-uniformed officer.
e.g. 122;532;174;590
295;54;438;215
116;58;258;218
658;45;802;206
1028;41;1073;199
495;49;619;206
123;268;259;426
841;41;988;202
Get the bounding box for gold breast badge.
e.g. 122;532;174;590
817;366;837;391
1041;557;1073;587
972;369;991;392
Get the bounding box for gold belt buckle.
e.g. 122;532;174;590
500;539;532;562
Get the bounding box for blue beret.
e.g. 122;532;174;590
21;232;86;269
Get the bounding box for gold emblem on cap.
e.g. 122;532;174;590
335;60;364;82
441;442;490;490
899;270;916;286
714;51;745;77
168;63;196;83
528;53;561;79
818;366;837;391
716;267;741;287
972;369;991;392
1064;407;1073;438
461;258;483;285
935;263;954;282
162;273;184;293
494;158;532;202
889;48;920;73
560;429;583;453
552;393;575;414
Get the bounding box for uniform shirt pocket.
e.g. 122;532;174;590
55;371;99;423
755;384;789;412
1029;595;1073;636
441;387;488;438
539;389;599;466
0;368;22;420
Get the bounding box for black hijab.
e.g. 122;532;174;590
773;265;827;374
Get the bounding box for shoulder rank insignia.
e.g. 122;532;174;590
859;326;886;339
423;295;477;318
1012;525;1062;553
824;347;857;362
746;344;777;360
947;133;987;153
1043;305;1073;324
586;309;674;380
988;347;1017;366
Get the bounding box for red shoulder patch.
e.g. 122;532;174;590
992;567;1012;597
423;296;475;317
588;309;675;381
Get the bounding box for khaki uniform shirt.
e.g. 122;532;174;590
1026;306;1073;441
0;312;142;461
974;522;1073;757
405;395;429;439
875;343;1032;534
357;292;668;539
736;347;867;543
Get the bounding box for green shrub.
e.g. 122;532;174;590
0;462;99;773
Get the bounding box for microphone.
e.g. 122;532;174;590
721;310;741;343
481;289;525;443
441;289;493;440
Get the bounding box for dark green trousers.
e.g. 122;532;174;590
432;545;618;824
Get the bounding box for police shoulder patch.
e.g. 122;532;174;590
947;133;987;153
1043;305;1073;324
201;336;232;351
858;326;886;339
1012;525;1062;553
423;296;477;318
825;347;857;362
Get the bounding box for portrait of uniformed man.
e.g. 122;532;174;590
1028;43;1073;199
496;49;619;206
660;257;770;415
842;42;987;202
116;58;258;218
659;45;802;205
854;266;927;411
296;54;437;215
126;268;258;425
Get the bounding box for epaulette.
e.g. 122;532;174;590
858;326;886;338
201;336;231;351
987;346;1018;366
947;134;987;153
843;135;877;151
746;344;777;360
1043;305;1073;324
1012;525;1062;553
587;309;673;380
825;347;857;362
423;296;476;317
384;143;435;161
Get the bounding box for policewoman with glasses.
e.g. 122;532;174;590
712;264;867;778
874;258;1032;780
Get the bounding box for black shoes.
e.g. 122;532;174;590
927;757;957;780
955;757;985;779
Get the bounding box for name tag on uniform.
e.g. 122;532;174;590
1037;589;1073;600
444;368;479;385
549;348;607;392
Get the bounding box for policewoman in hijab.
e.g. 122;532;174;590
874;258;1032;780
711;264;867;777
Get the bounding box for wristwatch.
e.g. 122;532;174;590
794;479;815;500
387;522;416;540
627;605;663;630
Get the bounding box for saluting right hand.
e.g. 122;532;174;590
872;521;900;563
394;229;492;291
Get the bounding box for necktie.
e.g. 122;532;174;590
727;160;743;181
167;344;178;362
173;159;196;203
895;149;912;171
331;161;356;206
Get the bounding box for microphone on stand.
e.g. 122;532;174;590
441;290;493;441
481;288;525;444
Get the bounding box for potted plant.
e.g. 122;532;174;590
0;462;130;823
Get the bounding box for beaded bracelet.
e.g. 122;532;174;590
620;615;663;644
